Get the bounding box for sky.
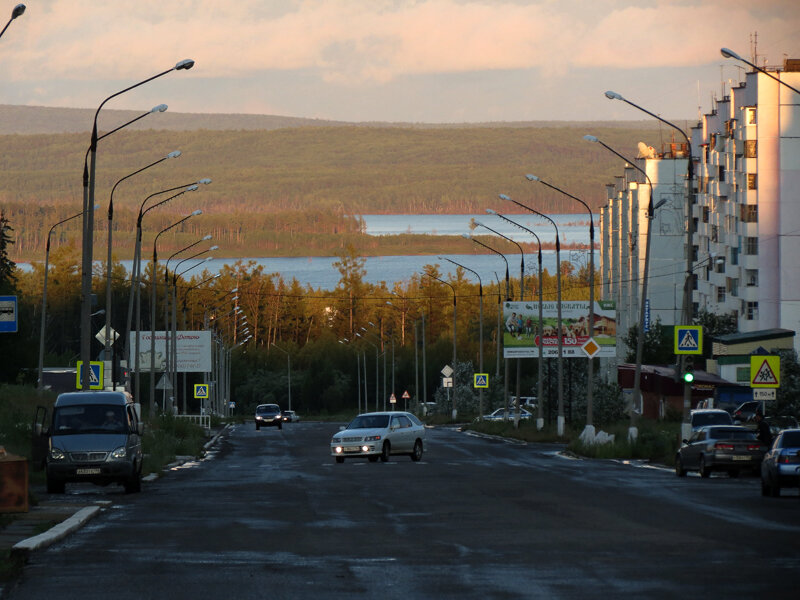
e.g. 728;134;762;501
1;0;799;123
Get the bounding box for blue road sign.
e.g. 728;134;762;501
0;295;18;333
674;326;703;355
76;361;103;390
474;373;489;388
194;384;210;399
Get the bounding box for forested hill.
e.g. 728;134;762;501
0;105;681;261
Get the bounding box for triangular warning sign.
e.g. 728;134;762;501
752;360;778;385
678;331;698;349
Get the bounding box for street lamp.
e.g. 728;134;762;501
271;343;292;412
584;134;666;439
80;58;194;390
485;210;546;431
356;332;380;412
37;205;98;391
500;193;566;436
180;273;219;412
440;257;484;419
720;48;800;96
472;220;525;300
423;272;458;420
0;3;24;41
104;150;181;384
149;210;202;414
526;174;597;429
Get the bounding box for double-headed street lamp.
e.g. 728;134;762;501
80;58;194;391
584;134;667;438
485;209;545;431
38;205;97;391
500;193;566;436
0;3;24;41
526;174;597;428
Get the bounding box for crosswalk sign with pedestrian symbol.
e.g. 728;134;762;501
194;384;210;399
674;326;703;355
473;373;489;388
76;361;103;390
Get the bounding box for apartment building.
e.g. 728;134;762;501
600;57;800;362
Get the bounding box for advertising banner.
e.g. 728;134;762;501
502;300;616;359
130;331;212;373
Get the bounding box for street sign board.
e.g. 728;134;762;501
76;361;103;390
402;390;410;399
95;325;119;344
194;384;209;399
441;365;453;377
389;393;397;404
581;338;601;359
473;373;489;388
442;376;453;388
0;295;18;333
674;326;703;355
751;355;780;388
753;389;776;401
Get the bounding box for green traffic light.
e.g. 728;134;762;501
683;372;694;383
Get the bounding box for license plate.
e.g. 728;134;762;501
76;468;102;475
343;447;361;453
732;455;751;461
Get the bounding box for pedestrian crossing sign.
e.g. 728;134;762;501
194;384;210;399
474;373;489;388
674;326;703;355
750;356;780;388
76;361;104;390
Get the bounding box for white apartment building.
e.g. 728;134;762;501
600;57;800;361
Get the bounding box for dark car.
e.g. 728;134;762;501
690;409;733;430
254;404;282;430
765;415;799;437
733;400;762;424
676;425;767;478
760;428;800;497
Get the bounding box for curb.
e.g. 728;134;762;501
11;505;101;555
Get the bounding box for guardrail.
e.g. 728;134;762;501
176;414;211;432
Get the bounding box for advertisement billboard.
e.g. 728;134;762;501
502;300;616;359
129;331;212;373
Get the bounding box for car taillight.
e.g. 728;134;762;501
747;444;763;452
715;443;735;451
779;452;800;464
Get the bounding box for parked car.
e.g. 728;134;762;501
733;400;763;424
760;428;800;497
281;410;299;423
765;415;799;437
690;409;733;430
330;411;425;463
254;404;282;430
676;425;767;478
483;408;533;421
33;390;144;494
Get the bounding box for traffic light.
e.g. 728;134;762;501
683;363;694;383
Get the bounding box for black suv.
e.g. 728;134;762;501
255;404;282;430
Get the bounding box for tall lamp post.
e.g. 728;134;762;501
149;210;202;414
526;174;596;429
604;90;696;439
500;193;566;436
720;48;800;96
271;343;292;412
105;150;182;385
355;332;380;412
80;59;194;391
584;134;666;439
485;210;546;431
440;257;484;419
38;206;97;391
181;273;219;412
423;273;458;420
472;220;525;300
0;3;24;41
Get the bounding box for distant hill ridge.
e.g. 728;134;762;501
0;104;674;135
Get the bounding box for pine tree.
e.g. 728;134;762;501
0;211;17;294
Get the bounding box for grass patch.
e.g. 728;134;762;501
566;420;681;466
462;419;576;443
141;415;208;475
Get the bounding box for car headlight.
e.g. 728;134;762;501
111;446;127;459
49;447;65;460
365;435;382;442
334;446;343;454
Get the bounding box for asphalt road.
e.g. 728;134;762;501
6;422;800;599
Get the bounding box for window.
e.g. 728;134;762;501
719;164;726;182
731;247;739;266
745;140;758;158
746;269;758;287
703;206;710;223
746;107;757;125
711;225;719;242
717;286;726;303
748;173;758;190
741;204;758;223
736;367;750;383
746;301;759;321
727;277;738;296
715;257;725;273
745;237;758;255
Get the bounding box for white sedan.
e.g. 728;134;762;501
331;412;425;463
482;408;533;421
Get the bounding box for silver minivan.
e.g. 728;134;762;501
34;390;144;494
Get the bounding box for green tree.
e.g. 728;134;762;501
623;318;673;365
0;211;17;294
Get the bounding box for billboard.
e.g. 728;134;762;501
129;331;212;373
503;300;617;359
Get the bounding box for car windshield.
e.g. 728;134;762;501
53;404;127;434
693;413;732;427
780;431;800;447
257;405;279;414
348;415;390;429
709;427;756;440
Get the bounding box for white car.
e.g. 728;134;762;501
482;408;533;421
331;412;425;463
